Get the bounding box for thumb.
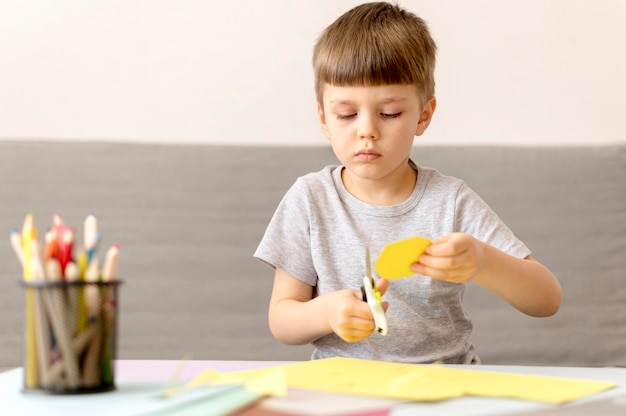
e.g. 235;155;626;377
425;233;455;256
376;278;389;296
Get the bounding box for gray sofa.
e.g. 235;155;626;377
1;141;625;372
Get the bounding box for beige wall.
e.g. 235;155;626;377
1;0;624;145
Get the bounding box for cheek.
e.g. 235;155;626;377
388;122;417;139
402;118;421;137
328;140;354;165
324;119;351;138
328;132;356;153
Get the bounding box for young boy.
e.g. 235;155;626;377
254;2;561;364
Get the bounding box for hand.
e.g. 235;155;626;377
326;279;389;342
410;233;484;283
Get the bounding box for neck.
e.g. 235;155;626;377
342;162;417;206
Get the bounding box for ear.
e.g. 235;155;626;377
415;96;437;136
317;102;331;140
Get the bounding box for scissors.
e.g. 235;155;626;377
361;248;388;336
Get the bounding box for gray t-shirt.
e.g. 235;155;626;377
254;161;530;364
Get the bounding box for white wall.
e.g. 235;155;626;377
1;0;624;146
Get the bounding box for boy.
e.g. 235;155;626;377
254;2;561;364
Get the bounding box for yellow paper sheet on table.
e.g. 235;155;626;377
192;357;616;405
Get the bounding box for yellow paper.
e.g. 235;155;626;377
441;366;616;404
167;367;287;399
245;368;288;397
375;236;432;279
198;357;616;405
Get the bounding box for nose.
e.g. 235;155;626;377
357;114;378;140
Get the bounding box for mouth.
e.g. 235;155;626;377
356;150;381;161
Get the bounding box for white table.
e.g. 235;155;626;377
1;360;625;415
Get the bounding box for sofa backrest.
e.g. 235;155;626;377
1;142;624;370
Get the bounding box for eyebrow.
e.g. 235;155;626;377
327;97;409;105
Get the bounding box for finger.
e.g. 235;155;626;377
425;243;459;257
340;328;375;343
417;253;458;270
376;278;389;296
410;262;468;282
336;315;377;339
354;296;380;319
333;291;378;322
426;233;467;256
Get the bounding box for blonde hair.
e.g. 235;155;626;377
313;2;437;106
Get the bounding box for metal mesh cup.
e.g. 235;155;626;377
20;280;122;394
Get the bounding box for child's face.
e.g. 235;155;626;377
317;83;435;183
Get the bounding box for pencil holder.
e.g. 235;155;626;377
20;280;122;394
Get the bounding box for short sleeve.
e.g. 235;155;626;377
455;182;531;259
253;178;318;286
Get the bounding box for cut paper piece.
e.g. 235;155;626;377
375;236;432;279
246;367;288;397
196;357;616;405
156;368;287;416
169;367;286;398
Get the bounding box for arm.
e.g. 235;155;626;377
410;233;562;317
268;267;388;344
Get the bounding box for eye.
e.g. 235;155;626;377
336;113;357;120
381;112;402;119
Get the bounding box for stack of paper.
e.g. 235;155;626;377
188;357;616;405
